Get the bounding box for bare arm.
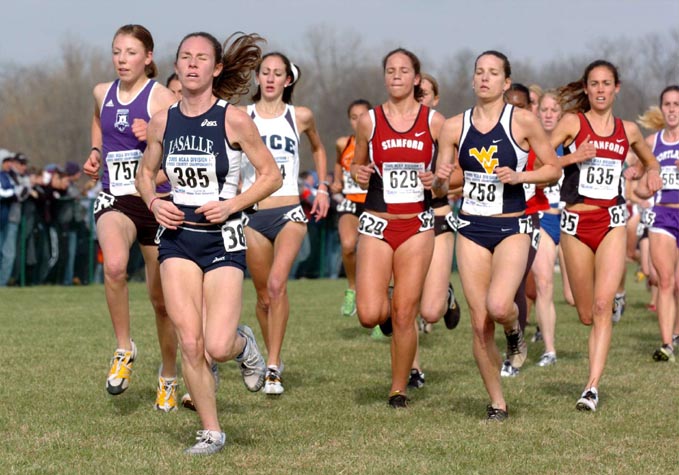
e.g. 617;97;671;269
549;113;596;168
331;136;349;194
83;83;107;180
625;120;661;193
432;114;462;197
350;113;375;189
297;106;329;221
195;106;282;223
135;110;185;229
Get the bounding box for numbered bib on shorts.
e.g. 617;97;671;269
93;191;116;214
221;217;247;252
518;216;534;235
462;171;504;216
523;183;536;201
342;170;366;195
608;204;626;227
560;209;579;235
578;158;622;200
445;211;457;232
165;154;219;206
336;198;357;214
660;166;679;190
358;212;387;239
283;205;308;223
382;162;424;204
641;208;656;227
418;209;434;231
276;155;296;191
106;149;142;196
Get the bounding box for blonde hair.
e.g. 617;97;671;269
637;106;665;131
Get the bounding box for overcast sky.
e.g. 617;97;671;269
2;0;677;68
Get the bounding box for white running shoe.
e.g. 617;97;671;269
536;352;557;367
500;360;520;378
236;326;266;392
263;367;284;395
184;430;226;455
576;388;598;412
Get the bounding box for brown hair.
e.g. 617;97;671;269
474;50;512;78
382;48;424;101
177;32;265;101
558;60;620;114
252;52;299;104
113;24;158;78
421;73;439;98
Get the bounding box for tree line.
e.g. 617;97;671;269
0;28;677;172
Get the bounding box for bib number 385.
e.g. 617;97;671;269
222;218;247;252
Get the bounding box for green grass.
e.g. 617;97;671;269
1;268;678;474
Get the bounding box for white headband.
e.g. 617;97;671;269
289;62;299;85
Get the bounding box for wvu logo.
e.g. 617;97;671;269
469;146;498;174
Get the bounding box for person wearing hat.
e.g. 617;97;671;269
0;153;32;285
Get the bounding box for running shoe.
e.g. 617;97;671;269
531;326;543;343
443;283;461;330
536;352;557;367
418;316;433;334
181;362;220;411
500;359;520;377
263;367;284;395
236;325;266;392
652;344;675;363
155;375;178;412
371;326;385;340
378;318;393;337
612;293;626;323
388;391;409;408
486;404;508;421
576;388;598;412
106;340;137;395
673;335;679;347
342;289;357;317
407;369;425;389
505;325;528;369
185;430;226;455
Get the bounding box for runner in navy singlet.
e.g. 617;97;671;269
435;51;560;421
136;32;281;455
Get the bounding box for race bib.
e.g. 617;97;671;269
106;149;142;196
383;162;424;204
560;209;579;235
418;209;434;231
358;212;387;239
342;170;366;195
578;157;621;200
461;171;504;216
608;204;626;228
284;205;308;223
93;191;116;214
523;183;536;201
165;154;218;206
276;155;296;189
445;211;457;232
221;217;247;252
660;165;679;190
336;199;357;214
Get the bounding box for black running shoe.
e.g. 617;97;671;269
443;283;461;330
486;404;508;421
379;285;394;336
407;369;425;389
388;392;409;408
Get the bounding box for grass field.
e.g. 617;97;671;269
2;268;678;474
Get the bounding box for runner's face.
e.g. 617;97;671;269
661;90;679;129
384;52;419;100
584;66;619;112
112;34;152;82
505;90;529;110
348;105;369;133
419;79;439;108
473;54;510;100
529;90;540;115
175;36;221;93
257;56;290;101
168;78;182;100
538;95;562;132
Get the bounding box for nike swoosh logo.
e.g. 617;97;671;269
492;139;503;144
501;228;512;232
415;132;426;137
616;139;625;143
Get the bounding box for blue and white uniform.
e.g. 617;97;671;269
157;99;246;272
456;104;532;251
241;104;307;242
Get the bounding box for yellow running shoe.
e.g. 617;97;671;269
155;375;178;412
106;340;137;395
